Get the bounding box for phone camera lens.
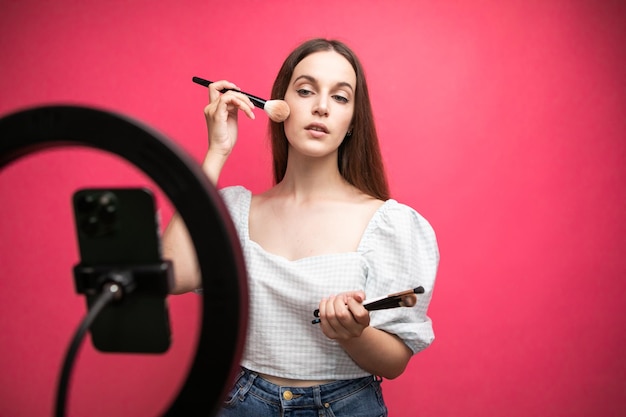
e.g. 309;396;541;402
81;215;100;237
99;202;117;224
98;192;118;224
76;193;97;213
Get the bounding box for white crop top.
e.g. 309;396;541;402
219;185;439;380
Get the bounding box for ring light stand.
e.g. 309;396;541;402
0;105;248;416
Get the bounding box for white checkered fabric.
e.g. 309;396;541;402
218;186;439;380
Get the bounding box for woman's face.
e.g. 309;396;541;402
283;50;356;159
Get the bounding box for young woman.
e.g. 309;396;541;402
163;38;439;417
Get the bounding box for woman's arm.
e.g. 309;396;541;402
317;292;413;379
162;80;255;294
340;326;413;379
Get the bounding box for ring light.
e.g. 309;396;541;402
0;105;248;417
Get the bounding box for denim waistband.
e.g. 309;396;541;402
235;367;379;409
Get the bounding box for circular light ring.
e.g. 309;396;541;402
0;105;248;416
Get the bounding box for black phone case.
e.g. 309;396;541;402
73;188;171;353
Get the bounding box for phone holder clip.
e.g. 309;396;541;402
73;260;174;298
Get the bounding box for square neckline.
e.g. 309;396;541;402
238;189;395;263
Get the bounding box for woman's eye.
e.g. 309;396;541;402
333;95;349;103
297;89;312;96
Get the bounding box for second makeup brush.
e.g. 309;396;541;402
311;286;425;324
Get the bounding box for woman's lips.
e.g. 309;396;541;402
305;122;329;133
305;123;329;138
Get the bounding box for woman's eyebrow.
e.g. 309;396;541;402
293;75;354;93
336;81;354;93
294;74;316;84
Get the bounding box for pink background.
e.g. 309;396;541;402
1;1;625;416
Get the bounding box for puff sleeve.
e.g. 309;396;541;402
358;200;440;354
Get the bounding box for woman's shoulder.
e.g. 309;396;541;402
383;199;434;227
362;198;438;248
219;185;250;198
219;185;252;202
218;185;252;216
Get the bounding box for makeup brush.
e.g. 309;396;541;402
311;286;425;324
192;76;290;123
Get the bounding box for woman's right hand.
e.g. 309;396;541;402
204;80;256;157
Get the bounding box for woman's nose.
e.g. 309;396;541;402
312;95;329;117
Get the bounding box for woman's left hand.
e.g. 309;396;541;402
317;291;370;340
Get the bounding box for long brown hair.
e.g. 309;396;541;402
269;38;390;200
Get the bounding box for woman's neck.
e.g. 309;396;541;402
274;155;352;202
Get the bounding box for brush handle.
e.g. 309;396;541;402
192;76;267;108
312;286;425;319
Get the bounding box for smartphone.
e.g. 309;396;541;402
72;187;171;353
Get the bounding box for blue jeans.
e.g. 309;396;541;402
216;367;388;417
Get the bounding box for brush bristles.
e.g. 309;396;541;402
263;100;290;123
